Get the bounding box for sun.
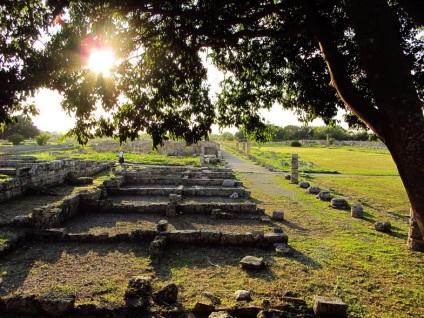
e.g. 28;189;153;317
87;48;115;76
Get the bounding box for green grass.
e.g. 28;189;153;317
23;148;200;166
228;142;398;175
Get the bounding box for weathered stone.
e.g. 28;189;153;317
260;216;271;223
202;292;222;305
167;230;200;244
157;220;168;232
193;302;215;315
234;290;251;301
232;306;261;317
222;179;235;187
331;198;350;209
36;228;67;241
272;227;284;233
316;191;331;201
153;283;178;305
274;243;293;256
257;207;266;214
351;204;364;218
149;236;166;259
200;231;222;244
166;203;177;217
257;309;291;318
308;186;321;194
312;295;348;317
40;291;75;317
265;233;289;245
284;174;291;180
271;210;284;221
5;294;40;315
374;222;391;232
209;311;233;318
229;192;239;199
169;194;182;203
298;181;310;189
221;232;254;246
240;256;266;270
124;276;152;308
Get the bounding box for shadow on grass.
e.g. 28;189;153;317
0;241;150;301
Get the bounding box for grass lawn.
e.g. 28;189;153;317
0;143;422;317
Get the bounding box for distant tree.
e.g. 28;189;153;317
234;130;245;141
35;133;50;145
0;115;40;139
7;134;25;145
221;132;234;141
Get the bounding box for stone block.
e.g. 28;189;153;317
299;181;310;189
264;233;288;245
271;210;284;221
308;186;320;194
260;216;271;223
222;179;235;187
331;198;350;209
374;221;391;232
351;205;364;218
157;220;168;232
312;296;347;317
167;230;200;244
240;256;266;270
220;232;254;246
200;231;221;244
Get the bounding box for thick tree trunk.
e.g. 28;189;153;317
342;0;424;251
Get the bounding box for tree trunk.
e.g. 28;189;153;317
342;0;424;251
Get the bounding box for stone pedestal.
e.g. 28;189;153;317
290;154;299;184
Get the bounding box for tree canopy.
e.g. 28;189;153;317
1;0;421;146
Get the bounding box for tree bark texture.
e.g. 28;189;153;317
332;0;424;250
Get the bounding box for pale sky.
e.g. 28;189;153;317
31;57;336;134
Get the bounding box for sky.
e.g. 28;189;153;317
30;56;337;134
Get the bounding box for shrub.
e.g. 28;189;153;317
290;141;302;147
35;134;50;145
7;134;25;145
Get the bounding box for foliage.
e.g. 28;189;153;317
269;124;370;142
34;133;50;145
0;115;40;139
290;141;301;147
1;1;421;147
7;134;25;145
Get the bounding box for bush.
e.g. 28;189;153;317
35;134;50;145
290;141;302;147
7;134;25;145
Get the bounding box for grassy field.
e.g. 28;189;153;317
0;143;423;317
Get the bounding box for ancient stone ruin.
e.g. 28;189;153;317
0;158;295;317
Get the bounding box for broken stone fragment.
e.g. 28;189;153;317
308;186;321;194
240;256;266;270
312;295;348;317
274;243;293;256
299;181;310;189
331;198;350;209
374;221;391;232
234;290;251;301
271;210;284;221
351;204;364;218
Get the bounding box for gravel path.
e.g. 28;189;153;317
221;148;296;198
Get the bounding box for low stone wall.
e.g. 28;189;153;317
12;188;103;229
0;159;114;203
34;228;288;247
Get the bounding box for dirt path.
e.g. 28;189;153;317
221;147;296;199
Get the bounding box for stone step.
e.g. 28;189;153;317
84;199;258;215
108;185;248;198
0;168;16;176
